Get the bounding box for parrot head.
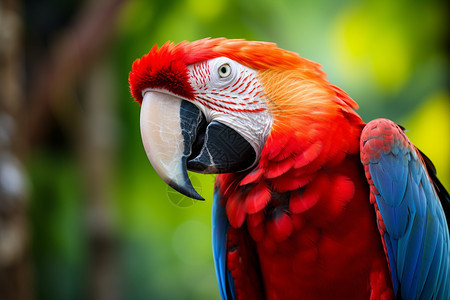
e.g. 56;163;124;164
129;38;361;200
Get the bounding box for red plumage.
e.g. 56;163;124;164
129;43;195;102
213;122;394;299
130;39;448;299
204;39;394;298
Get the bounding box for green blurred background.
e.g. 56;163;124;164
0;0;448;299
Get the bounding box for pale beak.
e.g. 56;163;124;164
140;91;205;200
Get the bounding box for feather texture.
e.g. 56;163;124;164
360;118;450;299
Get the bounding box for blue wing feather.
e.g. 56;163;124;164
212;189;235;300
361;119;450;299
384;233;400;294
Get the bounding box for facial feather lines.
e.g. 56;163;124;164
189;61;267;114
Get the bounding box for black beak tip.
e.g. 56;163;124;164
169;181;205;201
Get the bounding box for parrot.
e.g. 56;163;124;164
128;38;450;299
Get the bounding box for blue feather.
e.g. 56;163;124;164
212;189;235;300
378;155;449;299
416;212;438;297
362;119;449;299
369;154;408;206
384;233;399;295
421;227;441;299
400;216;425;299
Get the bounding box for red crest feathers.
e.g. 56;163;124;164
129;38;327;103
129;42;196;103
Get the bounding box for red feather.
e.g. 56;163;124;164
240;167;264;186
265;157;295;179
226;191;247;228
294;141;323;169
289;180;322;214
245;182;271;214
267;212;294;243
247;211;265;242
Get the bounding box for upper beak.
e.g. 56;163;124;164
140;91;256;200
140;91;205;200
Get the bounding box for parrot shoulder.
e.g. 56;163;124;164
360;118;450;299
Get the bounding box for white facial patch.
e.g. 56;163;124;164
187;57;273;157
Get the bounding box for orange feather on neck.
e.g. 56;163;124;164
219;63;366;228
256;66;364;175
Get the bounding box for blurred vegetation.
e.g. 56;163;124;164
0;0;447;299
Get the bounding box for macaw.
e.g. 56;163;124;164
128;38;450;299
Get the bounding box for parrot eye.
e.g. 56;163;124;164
218;64;231;78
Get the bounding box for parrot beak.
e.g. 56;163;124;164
140;91;256;200
140;91;205;200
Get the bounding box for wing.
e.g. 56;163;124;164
360;118;450;299
212;188;236;300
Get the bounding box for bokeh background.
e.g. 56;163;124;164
0;0;448;299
